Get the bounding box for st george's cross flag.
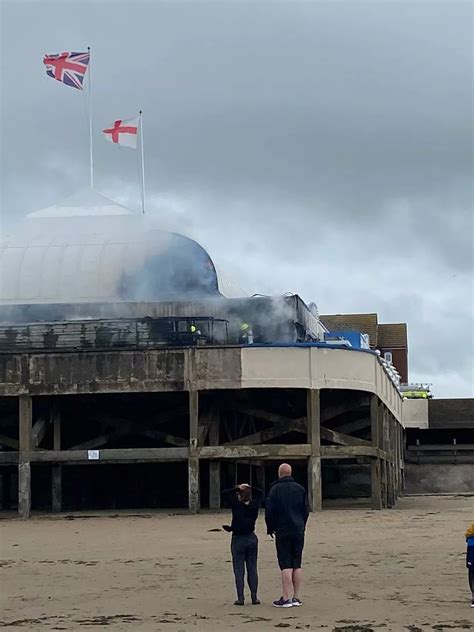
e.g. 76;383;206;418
43;51;90;90
102;117;139;148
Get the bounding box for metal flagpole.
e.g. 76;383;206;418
139;110;146;214
87;46;94;189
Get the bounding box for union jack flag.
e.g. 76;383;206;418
43;51;90;90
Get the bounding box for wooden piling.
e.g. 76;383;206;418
307;389;322;511
188;391;200;513
18;395;32;519
370;395;382;510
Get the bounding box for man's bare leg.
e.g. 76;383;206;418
292;568;302;598
281;569;294;601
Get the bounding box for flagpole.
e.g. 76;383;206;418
139;110;146;214
88;46;94;189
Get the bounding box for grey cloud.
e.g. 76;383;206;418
1;0;472;397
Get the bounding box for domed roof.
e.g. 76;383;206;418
26;187;134;218
0;188;244;305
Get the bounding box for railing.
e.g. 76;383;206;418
0;317;229;353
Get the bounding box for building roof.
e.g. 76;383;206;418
378;323;408;349
319;313;379;347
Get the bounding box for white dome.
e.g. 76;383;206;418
1;188;245;304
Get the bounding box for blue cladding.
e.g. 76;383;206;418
325;330;369;349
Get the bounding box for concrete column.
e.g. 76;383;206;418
307;389;322;512
208;408;220;510
52;405;62;513
370;395;382;510
188;391;200;513
18;395;32;519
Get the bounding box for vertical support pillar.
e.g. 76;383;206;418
255;460;266;496
52;404;62;513
370;394;382;510
384;408;394;508
18;395;32;519
188;390;200;514
209;407;221;510
379;408;390;509
307;389;322;512
395;416;401;499
1;469;10;510
399;423;405;493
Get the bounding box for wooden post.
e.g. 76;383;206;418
1;469;11;510
188;391;200;513
395;416;401;500
209;407;220;510
307;389;322;512
386;409;395;508
18;395;32;519
52;405;62;513
255;460;266;496
399;422;405;494
381;407;389;508
370;395;382;510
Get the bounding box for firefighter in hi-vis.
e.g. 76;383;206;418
240;323;254;345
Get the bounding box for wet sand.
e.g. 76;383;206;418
1;495;473;631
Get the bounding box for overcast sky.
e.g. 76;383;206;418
1;1;473;397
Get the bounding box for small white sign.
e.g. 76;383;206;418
88;450;100;460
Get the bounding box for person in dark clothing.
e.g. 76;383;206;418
466;522;474;607
222;483;263;606
265;463;309;608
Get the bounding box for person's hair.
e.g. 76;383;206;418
238;487;252;503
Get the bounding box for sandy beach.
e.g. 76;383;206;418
1;495;473;631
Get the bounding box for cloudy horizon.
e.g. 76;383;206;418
1;1;472;397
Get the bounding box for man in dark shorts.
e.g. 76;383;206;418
265;463;309;608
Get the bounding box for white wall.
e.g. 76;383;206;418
402;398;429;428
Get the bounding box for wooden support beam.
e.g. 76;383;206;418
32;417;49;449
188;391;200;513
69;435;111;451
208;408;220;510
320;426;371;447
201;444;311;460
223;419;305;447
0;433;19;450
69;424;188;451
52;406;62;513
235;408;304;427
18;395;32;519
370;394;382;510
320;445;387;459
333;418;371;435
24;447;189;463
307;389;322;511
0;452;19;464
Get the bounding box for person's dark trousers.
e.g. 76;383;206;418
231;533;258;601
469;568;474;593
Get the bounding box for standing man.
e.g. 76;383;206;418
265;463;309;608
